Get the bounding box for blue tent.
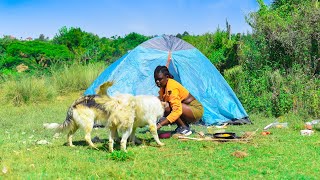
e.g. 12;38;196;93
85;35;248;125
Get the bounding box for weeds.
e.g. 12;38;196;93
0;76;57;105
50;62;106;93
107;151;134;161
0;62;106;105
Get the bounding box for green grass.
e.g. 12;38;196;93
50;62;107;94
1;92;320;179
0;62;106;106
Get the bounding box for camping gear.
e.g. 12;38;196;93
300;130;314;136
158;132;171;139
84;35;248;125
305;122;312;130
213;132;237;139
263;122;288;130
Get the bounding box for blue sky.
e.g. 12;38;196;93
0;0;272;39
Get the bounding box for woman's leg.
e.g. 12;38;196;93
172;104;196;129
180;103;197;123
175;118;188;128
163;103;199;128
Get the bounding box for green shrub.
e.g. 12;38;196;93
227;66;320;118
106;151;134;161
5;40;73;70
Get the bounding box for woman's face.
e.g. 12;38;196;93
154;72;168;88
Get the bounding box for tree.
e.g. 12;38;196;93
37;34;46;41
182;31;190;37
247;0;320;74
52;26;101;63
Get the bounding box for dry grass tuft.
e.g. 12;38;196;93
231;151;248;158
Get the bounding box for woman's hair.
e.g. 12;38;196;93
154;65;174;78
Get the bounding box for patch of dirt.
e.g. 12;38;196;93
231;151;248;158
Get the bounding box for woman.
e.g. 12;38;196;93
154;66;204;136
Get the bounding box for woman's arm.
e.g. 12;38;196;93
157;118;170;130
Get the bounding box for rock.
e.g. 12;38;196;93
36;140;49;145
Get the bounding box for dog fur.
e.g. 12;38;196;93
44;82;137;152
44;82;165;152
98;83;165;147
129;95;165;146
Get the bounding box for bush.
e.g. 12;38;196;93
226;65;320;118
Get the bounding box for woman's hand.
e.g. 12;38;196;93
157;117;170;130
157;123;162;130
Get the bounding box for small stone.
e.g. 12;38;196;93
36;140;49;145
2;166;8;174
53;133;60;138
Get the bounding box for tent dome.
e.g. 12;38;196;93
85;35;248;125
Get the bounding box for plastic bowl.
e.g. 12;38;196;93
158;132;171;139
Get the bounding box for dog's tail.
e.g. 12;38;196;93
43;123;61;129
95;81;114;97
43;106;74;132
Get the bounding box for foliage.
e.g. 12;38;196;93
53;27;150;64
109;32;150;61
53;26;101;63
224;65;320;118
107;151;134;161
5;40;73;67
247;0;320;75
182;30;241;72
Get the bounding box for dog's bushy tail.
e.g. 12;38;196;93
43;106;74;132
43;123;61;129
95;81;114;97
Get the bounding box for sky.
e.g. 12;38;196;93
0;0;272;39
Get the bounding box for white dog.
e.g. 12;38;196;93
107;93;165;150
44;82;165;152
129;95;165;146
44;82;136;152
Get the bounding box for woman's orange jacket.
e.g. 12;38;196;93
158;78;189;123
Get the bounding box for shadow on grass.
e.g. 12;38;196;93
63;138;162;152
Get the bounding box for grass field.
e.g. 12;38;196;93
1;92;320;179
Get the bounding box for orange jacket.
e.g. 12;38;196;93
159;78;189;123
